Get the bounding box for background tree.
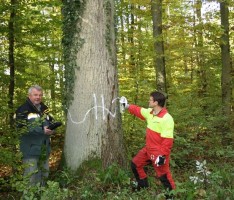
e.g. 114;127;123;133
151;0;167;92
7;0;16;126
220;0;232;120
195;0;207;100
62;0;126;170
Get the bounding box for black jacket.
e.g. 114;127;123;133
15;98;52;159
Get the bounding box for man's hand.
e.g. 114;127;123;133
44;127;54;135
119;96;129;113
155;155;166;166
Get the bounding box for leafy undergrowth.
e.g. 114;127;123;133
0;156;233;200
0;131;233;200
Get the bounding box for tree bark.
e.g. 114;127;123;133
151;0;167;93
195;0;207;98
64;0;126;170
220;1;232;118
8;0;16;126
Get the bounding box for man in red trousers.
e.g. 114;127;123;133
120;91;175;199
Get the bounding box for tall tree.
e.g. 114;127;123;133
0;0;63;114
151;0;167;92
8;0;16;126
63;0;126;170
220;0;232;118
194;0;207;98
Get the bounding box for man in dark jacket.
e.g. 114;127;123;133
15;85;54;186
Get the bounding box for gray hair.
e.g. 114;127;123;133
28;85;43;94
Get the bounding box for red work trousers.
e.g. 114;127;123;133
132;146;175;190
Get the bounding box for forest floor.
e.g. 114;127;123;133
1;132;233;199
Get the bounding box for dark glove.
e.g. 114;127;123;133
155;155;166;166
47;122;62;130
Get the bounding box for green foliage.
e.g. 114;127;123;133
1;0;234;199
98;163;130;187
208;163;234;199
0;0;63;112
53;167;78;188
1;146;233;199
178;160;234;200
0;126;22;174
12;180;71;200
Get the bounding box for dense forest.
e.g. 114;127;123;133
0;0;233;199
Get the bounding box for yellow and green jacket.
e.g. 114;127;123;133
128;105;174;156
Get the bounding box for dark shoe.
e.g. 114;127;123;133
165;194;174;200
137;178;149;190
159;174;172;191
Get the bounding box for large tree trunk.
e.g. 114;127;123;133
64;0;126;170
220;1;232;118
151;0;167;93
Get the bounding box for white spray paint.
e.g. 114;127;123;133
67;94;120;125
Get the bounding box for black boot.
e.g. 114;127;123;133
131;161;149;191
159;174;173;199
137;177;149;190
131;161;139;180
165;194;174;200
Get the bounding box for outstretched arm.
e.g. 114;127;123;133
128;105;145;120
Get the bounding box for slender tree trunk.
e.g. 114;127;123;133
195;0;207;98
129;3;135;74
119;0;126;68
220;1;231;118
49;62;56;110
8;0;16;126
151;0;167;93
63;0;126;170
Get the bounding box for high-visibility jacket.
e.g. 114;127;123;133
128;105;174;156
